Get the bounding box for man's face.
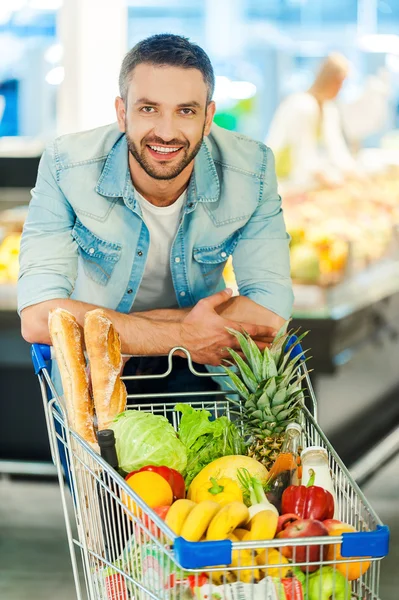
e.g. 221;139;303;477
116;64;215;180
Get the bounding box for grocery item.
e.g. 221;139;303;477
110;410;187;474
237;468;279;518
48;308;97;446
277;518;329;573
206;501;249;540
223;325;306;470
175;404;245;485
307;566;351;600
180;500;221;542
194;477;243;506
266;423;302;513
123;471;173;515
164;499;196;536
244;510;278;544
97;429;133;561
281;469;335;521
98;429;125;477
255;548;290;578
188;456;268;501
324;519;371;580
84;309;127;431
300;446;338;519
126;466;185;501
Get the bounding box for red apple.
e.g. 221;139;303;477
277;518;329;573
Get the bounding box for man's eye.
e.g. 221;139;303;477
180;108;194;115
141;106;156;113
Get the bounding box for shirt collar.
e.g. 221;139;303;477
96;134;220;204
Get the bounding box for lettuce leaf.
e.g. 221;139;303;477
175;404;245;485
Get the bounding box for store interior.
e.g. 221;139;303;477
1;1;399;599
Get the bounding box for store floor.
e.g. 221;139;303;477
0;458;398;600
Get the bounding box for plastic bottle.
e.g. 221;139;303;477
265;422;302;512
300;445;339;519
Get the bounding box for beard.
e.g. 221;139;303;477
125;123;205;181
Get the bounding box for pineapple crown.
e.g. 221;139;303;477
222;322;309;437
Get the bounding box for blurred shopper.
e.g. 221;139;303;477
18;34;293;398
267;53;358;187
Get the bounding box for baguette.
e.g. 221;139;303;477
48;308;97;445
84;309;127;431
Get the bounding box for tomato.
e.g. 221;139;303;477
126;466;185;500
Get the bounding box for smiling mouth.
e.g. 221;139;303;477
147;144;184;160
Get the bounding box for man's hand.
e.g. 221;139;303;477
179;288;277;366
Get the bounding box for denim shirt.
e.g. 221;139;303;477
18;122;293;319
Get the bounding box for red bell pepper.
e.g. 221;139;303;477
126;466;185;500
281;469;334;521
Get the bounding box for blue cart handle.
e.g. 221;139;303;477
286;334;305;360
31;343;52;375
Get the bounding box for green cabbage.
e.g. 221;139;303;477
110;410;187;474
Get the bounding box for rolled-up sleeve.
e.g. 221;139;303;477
17;142;78;315
232;147;294;320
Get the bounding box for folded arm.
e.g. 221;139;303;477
231;146;294;324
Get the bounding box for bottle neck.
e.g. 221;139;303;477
281;430;301;455
100;444;119;472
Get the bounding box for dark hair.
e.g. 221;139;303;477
119;33;215;104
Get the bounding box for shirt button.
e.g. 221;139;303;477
137;250;143;257
88;248;95;255
175;257;181;263
180;291;186;297
188;202;194;208
127;288;133;294
221;251;227;258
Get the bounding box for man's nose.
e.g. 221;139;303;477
153;114;178;143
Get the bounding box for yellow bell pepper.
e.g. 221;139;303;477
195;477;243;506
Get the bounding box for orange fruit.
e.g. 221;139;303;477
326;523;371;580
122;471;173;518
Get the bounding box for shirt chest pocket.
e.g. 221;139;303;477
71;219;122;286
193;232;240;289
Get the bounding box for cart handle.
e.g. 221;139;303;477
32;336;305;375
32;343;51;375
174;524;390;569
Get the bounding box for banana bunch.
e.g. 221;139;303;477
165;500;282;584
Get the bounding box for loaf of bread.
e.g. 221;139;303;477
48;308;97;446
84;309;127;431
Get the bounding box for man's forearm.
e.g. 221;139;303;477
135;307;191;322
217;295;285;330
21;298;183;355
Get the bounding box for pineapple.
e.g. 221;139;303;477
222;323;307;470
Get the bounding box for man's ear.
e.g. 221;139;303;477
204;101;216;136
115;96;126;132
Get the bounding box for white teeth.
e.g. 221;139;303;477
149;145;180;154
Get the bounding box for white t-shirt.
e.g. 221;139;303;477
131;188;186;312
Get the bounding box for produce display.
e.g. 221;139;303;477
284;174;399;286
49;311;374;599
0;206;25;284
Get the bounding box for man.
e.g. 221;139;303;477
19;34;293;396
267;53;358;187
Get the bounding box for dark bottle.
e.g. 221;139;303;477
98;429;125;476
97;429;132;563
265;423;302;513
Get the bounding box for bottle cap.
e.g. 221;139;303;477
300;446;328;461
97;429;116;447
285;423;302;434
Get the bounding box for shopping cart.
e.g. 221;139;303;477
31;339;390;600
